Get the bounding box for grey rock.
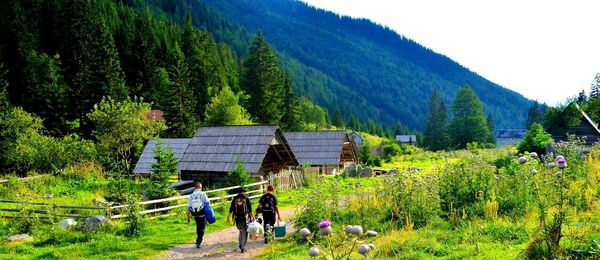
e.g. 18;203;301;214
7;234;33;243
366;230;378;236
358;168;374;177
59;218;78;230
84;215;112;230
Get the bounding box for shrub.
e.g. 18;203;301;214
518;123;553;155
105;174;134;204
146;141;177;202
223;159;254;190
385;172;440;228
123;193;144;237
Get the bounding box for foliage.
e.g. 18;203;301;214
123;193;145;237
447;86;492;149
203;86;252;126
146;141;178;201
223;159;254;189
385;171;440;229
526;101;546;129
543;102;580;135
294;180;341;234
88;97;166;173
517;123;554;155
299;98;327;130
423;90;449;151
105;174;135;204
279;72;306;131
359;142;372;165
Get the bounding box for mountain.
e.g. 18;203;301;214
156;0;531;130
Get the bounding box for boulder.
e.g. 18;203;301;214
84;215;112;230
358;168;374;177
7;234;33;243
59;218;78;230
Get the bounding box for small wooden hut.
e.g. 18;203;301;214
284;131;359;174
179;125;298;183
133;138;191;176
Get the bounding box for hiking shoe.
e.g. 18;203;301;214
241;248;245;253
196;244;200;249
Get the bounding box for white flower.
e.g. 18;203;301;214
299;228;311;238
351;225;363;235
358;244;371;255
308;247;320;257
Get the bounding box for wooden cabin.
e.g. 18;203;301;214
284;131;359;175
548;104;600;145
133;138;191;176
178;125;298;183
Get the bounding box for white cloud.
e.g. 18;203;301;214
301;0;600;104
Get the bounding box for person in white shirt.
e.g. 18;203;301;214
187;182;210;248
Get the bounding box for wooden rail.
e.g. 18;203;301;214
0;175;47;184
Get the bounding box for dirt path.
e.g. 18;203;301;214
155;208;296;260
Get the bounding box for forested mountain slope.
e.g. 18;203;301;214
191;0;530;129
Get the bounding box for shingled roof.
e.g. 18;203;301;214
179;125;297;174
284;131;357;166
133;138;191;175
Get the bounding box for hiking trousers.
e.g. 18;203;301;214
262;211;276;241
194;216;207;246
235;219;248;249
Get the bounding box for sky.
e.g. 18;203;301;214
301;0;600;105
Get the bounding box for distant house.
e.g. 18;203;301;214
350;131;363;146
495;129;527;147
284;131;359;175
133;138;191;176
548;103;600;145
395;135;417;145
178;125;298;183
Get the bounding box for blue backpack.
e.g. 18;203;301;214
205;202;216;224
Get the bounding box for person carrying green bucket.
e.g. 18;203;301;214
256;185;282;243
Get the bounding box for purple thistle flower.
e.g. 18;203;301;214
318;220;331;229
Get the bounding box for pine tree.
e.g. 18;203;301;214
590;73;600;99
486;113;495;144
526;101;545;128
332;108;344;129
279;72;305;131
0;63;10;113
203;86;252;126
242;31;284;124
577;90;587;103
23;52;70;135
347;114;361;131
423;90;448;151
164;44;199;137
147;141;178;200
447;86;491;149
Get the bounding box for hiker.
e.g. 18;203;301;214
227;187;253;253
256;185;281;244
187;182;210;249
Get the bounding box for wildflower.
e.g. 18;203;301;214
531;169;538;175
319;226;333;236
345;225;353;233
317;220;331;229
518;157;527;164
358;244;370;255
556;156;567;169
366;230;378;236
548;162;556;169
299;228;311;238
308;247;320;257
351;225;363;235
530;152;538;158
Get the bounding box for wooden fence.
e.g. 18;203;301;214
271;168;317;191
0;180;269;221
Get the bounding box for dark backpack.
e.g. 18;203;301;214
260;195;274;212
233;196;248;218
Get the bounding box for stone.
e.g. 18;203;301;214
84;215;112;230
59;218;78;230
387;168;398;175
358;168;374;177
7;234;33;243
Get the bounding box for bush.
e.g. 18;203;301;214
223;159;254;190
384;172;440;229
123;193;144;237
146;141;177;202
518;123;553;155
105;174;135;204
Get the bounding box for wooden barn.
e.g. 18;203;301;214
178;125;298;183
284;131;359;175
133;138;191;176
549;103;600;145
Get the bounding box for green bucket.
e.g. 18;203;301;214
273;222;286;238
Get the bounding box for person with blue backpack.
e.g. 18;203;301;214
187;182;210;249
